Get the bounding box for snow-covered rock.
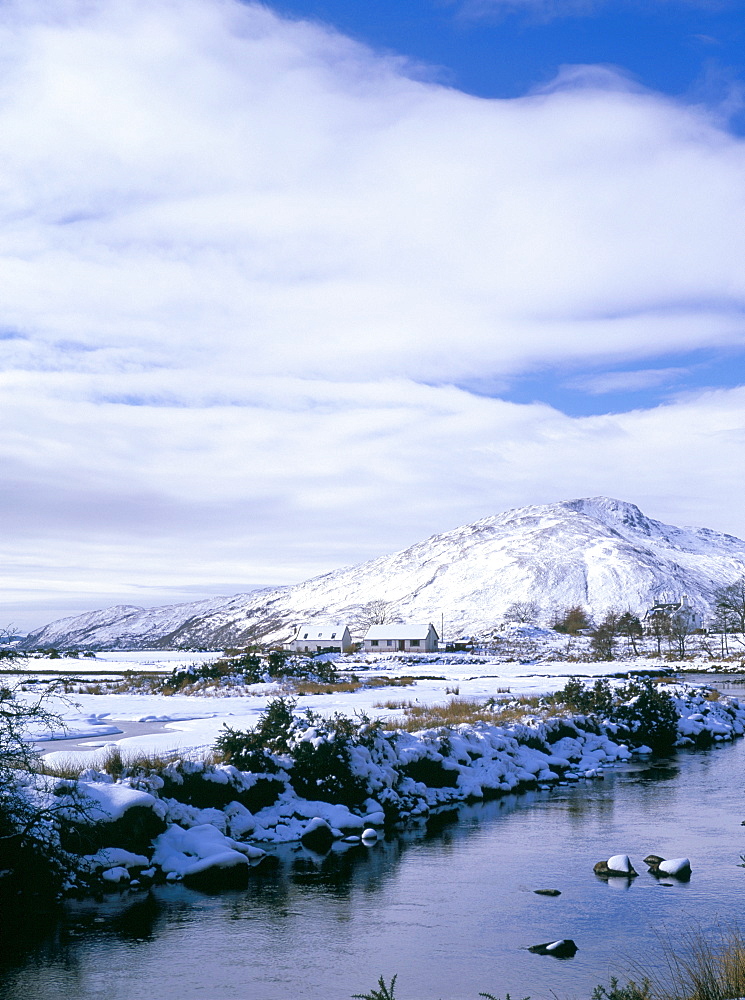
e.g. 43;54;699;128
151;823;263;887
645;855;692;878
594;854;638;877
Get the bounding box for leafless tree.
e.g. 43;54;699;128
617;611;643;655
667;608;699;659
645;609;671;656
0;676;86;899
503;601;541;624
349;599;402;634
713;579;745;638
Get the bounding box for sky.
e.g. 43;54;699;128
2;0;745;632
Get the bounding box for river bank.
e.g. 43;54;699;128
8;671;744;900
4;734;745;1000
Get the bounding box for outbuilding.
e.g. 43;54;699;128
363;623;439;653
287;624;353;654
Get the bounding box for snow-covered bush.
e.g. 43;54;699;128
613;679;679;751
214;697;295;771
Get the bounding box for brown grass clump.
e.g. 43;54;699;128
291;675;417;697
372;695;543;732
610;924;745;1000
293;680;365;696
40;745;186;779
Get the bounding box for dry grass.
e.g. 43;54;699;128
39;745;187;779
372;694;544;732
616;924;745;1000
291;675;417;697
293;680;366;696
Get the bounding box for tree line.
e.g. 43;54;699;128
503;578;745;661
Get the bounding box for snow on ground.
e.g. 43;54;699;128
8;648;695;767
9;650;220;674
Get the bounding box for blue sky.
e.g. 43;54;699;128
274;0;745;117
1;0;745;629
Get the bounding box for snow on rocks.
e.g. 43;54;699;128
528;939;578;957
594;854;638;878
101;867;130;884
644;855;692;879
152;823;265;888
672;690;745;745
82;848;149;872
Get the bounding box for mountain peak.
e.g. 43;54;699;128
20;498;745;649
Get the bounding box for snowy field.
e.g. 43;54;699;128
8;644;722;769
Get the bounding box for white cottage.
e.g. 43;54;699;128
363;623;439;653
643;593;703;630
287;624;353;654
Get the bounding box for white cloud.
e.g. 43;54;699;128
1;0;745;627
566;367;687;394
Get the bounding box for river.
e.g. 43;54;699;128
2;734;744;1000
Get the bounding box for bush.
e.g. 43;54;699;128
291;728;367;806
554;677;615;716
613;679;678;751
214;700;371;807
214;698;296;772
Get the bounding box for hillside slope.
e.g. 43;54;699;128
21;497;745;650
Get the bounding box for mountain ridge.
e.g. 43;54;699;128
20;497;745;650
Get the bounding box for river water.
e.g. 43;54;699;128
2;737;745;1000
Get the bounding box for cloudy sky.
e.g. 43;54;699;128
2;0;745;631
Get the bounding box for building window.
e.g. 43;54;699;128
371;639;379;646
410;639;420;647
387;640;393;646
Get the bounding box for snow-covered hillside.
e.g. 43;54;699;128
21;497;745;650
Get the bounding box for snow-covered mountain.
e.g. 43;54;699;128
21;497;745;650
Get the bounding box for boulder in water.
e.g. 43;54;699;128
528;939;578;958
594;854;637;877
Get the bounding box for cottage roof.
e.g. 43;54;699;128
294;624;349;641
364;624;438;640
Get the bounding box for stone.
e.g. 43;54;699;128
594;854;637;877
300;817;335;853
528;939;578;958
645;855;691;879
533;889;561;896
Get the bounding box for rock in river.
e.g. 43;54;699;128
594;854;638;877
528;939;578;958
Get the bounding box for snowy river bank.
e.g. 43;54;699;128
5;652;745;999
3;736;745;1000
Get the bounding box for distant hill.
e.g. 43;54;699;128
20;497;745;650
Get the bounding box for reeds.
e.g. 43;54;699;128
372;694;543;732
621;924;745;1000
39;745;186;779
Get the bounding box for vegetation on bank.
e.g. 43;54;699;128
354;925;745;1000
2;663;744;908
376;676;682;750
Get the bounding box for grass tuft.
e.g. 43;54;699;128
371;695;542;731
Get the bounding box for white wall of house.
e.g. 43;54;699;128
362;623;439;653
286;623;353;654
